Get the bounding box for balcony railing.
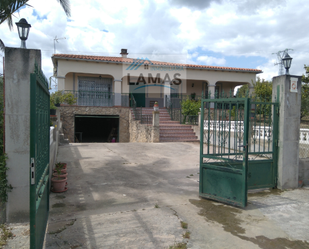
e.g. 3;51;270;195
63;91;131;107
64;90;114;106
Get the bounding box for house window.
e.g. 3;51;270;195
78;76;113;106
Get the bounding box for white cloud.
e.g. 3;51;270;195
0;0;308;85
197;55;226;66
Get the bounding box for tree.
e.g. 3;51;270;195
0;0;71;51
252;77;272;102
236;84;249;98
181;98;201;124
301;65;309;119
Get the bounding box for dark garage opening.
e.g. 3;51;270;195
75;115;119;143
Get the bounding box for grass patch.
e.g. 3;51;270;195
183;231;191;239
0;224;13;247
180;221;188;229
169;242;187;249
155;204;160;208
190;174;193;176
186;176;190;178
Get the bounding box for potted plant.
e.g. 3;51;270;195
50;104;57;115
51;168;67;192
50;91;77;108
153;101;159;111
53;162;67;174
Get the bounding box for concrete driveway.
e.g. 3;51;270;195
45;143;309;249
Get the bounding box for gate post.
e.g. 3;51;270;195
152;110;160;142
4;47;41;222
272;75;301;189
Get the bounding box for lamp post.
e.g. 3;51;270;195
282;53;293;75
15;18;31;49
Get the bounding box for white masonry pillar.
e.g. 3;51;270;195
272;75;301;189
114;79;122;106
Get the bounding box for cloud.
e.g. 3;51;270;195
197;55;226;66
168;0;222;10
0;0;309;84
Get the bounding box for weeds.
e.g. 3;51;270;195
0;224;13;247
183;231;191;239
180;221;188;229
169;242;187;249
155;204;160;208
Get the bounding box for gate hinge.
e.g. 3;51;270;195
275;140;279;147
276;106;280;115
30;158;35;185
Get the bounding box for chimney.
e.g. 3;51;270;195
120;49;128;58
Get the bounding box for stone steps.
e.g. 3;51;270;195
131;108;199;142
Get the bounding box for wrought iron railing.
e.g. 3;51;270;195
183;115;199;125
166;94;202;124
64;90;114;106
130;93;142;121
141;114;153;125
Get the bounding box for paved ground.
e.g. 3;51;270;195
4;142;309;248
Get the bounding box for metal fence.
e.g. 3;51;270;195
166;94;202;124
141;114;153;125
64;90;114;106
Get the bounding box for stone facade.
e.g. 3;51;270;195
59;106;130;142
129;111;160;143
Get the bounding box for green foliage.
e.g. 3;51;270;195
236;84;249;98
181;98;201;124
181;98;201;116
0;77;12;204
253;77;272;102
301;83;309;119
0;0;71;52
251;77;272;117
50;91;77;107
301;65;309;119
0;224;13;247
0;0;71;29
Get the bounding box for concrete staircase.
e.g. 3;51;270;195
136;108;199;142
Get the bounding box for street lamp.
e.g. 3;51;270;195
15;18;31;49
282;53;293;75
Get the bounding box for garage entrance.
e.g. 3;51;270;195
74;115;119;143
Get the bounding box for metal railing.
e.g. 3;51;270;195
166;94;202;124
64;90;114;107
183;115;199;125
130;93;142;121
141;114;153;125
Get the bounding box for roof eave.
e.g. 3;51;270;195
52;55;263;74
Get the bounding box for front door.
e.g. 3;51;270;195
130;84;145;107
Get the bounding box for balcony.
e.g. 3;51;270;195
64;91;130;107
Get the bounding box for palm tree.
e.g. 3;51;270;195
0;0;71;50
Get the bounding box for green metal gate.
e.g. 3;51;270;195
200;95;279;207
30;63;50;248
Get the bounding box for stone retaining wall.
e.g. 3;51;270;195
129;111;159;142
59;106;130;142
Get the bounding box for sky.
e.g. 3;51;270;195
1;0;309;90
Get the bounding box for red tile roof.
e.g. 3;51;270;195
52;54;262;73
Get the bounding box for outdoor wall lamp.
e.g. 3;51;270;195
15;18;31;49
282;53;293;75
